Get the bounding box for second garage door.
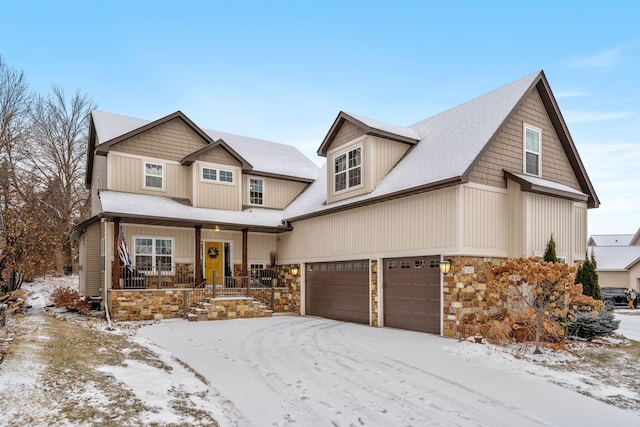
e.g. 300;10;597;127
305;260;369;324
384;256;441;334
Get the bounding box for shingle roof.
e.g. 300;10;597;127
99;190;285;230
91;110;319;182
284;71;544;220
588;234;635;247
592;246;640;270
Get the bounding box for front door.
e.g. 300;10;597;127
204;241;223;285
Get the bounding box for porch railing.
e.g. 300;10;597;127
120;263;196;289
118;265;276;313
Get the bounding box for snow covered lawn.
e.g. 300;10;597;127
139;315;640;427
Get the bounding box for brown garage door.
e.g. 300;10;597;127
306;260;369;324
384;256;441;334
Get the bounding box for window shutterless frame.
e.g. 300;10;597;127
143;162;164;190
523;124;541;177
333;146;362;193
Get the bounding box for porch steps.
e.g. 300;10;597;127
188;297;273;322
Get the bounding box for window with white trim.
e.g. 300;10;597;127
219;170;233;182
144;162;164;189
334;147;361;192
249;178;264;205
201;166;234;183
134;237;173;272
524;125;541;176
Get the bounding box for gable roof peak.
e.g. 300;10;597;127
317;110;420;156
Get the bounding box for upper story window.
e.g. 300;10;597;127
524;125;541;176
134;236;173;273
334;147;362;192
144;162;164;189
249;178;264;205
219;170;233;183
201;166;234;184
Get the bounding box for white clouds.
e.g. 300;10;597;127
564;110;634;123
567;45;632;71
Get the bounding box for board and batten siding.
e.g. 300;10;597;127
573;203;588;260
124;225;196;263
506;180;525;258
107;152;190;199
91;155;107;216
528;193;573;259
242;175;308;209
194;162;242;210
277;187;458;262
369;136;411;190
462;184;508;253
108;117;207;161
469;88;581;191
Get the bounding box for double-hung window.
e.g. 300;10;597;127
334;147;361;192
144;162;164;189
524;125;541;176
134;237;173;272
249;178;264;205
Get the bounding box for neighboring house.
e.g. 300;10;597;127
73;70;599;337
588;229;640;292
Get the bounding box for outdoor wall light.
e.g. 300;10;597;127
214;225;220;232
439;259;452;275
290;266;299;276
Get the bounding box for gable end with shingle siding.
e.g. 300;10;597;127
468;88;581;190
109;117;208;162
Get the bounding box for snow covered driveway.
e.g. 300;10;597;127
139;316;639;427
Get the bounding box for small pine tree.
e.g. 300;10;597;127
567;309;619;339
543;234;558;263
576;250;601;300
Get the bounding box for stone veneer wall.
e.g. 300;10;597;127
370;260;379;326
274;264;301;313
110;289;188;321
442;256;507;338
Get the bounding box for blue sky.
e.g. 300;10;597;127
2;1;638;236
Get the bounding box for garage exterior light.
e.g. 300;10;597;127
439;259;452;275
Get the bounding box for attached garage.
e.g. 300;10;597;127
383;256;441;334
305;260;369;324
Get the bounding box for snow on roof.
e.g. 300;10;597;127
591;246;640;270
202;129;318;181
588;234;635;247
99;191;284;228
344;112;420;140
284;72;540;220
507;172;589;200
92;110;149;144
90;110;319;181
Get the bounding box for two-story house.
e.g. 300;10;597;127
73;70;599;337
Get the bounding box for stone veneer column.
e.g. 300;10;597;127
441;256;506;338
370;260;378;327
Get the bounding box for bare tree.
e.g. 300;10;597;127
26;86;96;272
0;56;33;283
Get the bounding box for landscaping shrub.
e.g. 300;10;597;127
567;309;620;339
51;287;91;313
